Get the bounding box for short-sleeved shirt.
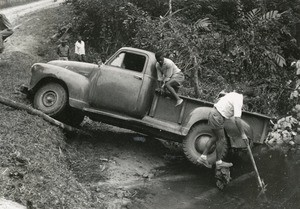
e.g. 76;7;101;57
57;45;69;57
214;92;243;119
75;40;85;55
156;58;181;82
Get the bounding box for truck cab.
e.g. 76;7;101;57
88;48;157;118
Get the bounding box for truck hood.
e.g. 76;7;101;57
47;60;98;78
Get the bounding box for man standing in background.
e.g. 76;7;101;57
57;40;70;60
75;35;86;62
0;13;14;53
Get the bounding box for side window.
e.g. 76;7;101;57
109;52;146;72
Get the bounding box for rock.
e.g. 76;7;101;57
215;167;231;190
289;141;295;146
133;136;146;142
282;130;292;143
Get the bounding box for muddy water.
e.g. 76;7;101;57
66;122;300;209
131;147;300;209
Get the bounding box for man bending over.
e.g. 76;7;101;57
198;88;254;169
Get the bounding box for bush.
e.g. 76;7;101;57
70;0;148;55
69;0;300;116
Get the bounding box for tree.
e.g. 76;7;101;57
70;0;300;115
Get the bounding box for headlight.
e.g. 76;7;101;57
31;64;43;73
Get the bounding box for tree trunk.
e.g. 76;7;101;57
0;96;87;135
169;0;172;15
192;56;201;98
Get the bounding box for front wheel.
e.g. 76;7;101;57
33;82;68;119
183;123;228;166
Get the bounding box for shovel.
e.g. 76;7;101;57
243;138;267;196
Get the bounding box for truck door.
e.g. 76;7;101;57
90;51;147;118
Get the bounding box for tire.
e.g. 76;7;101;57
33;82;68;118
183;123;228;166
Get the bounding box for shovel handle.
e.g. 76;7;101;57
244;139;264;189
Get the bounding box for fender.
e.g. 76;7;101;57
181;106;253;148
29;63;90;109
181;106;211;135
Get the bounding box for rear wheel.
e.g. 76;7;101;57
33;82;68;119
183;123;228;166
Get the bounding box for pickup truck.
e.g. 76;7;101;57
23;47;270;166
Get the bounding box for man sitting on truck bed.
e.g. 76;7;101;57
198;87;255;169
155;51;185;106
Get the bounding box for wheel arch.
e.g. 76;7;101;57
182;106;252;149
31;77;69;97
183;121;229;166
181;106;212;135
29;63;90;109
188;119;232;146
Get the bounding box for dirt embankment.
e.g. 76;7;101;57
1;0;63;22
0;3;176;209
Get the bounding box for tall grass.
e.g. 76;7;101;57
0;0;41;9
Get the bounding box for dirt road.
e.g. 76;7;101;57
0;0;63;23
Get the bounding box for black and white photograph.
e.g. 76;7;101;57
0;0;300;208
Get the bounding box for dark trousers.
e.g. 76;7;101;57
76;54;86;62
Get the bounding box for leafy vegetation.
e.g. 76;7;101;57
69;0;300;116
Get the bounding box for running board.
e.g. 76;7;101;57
83;107;185;137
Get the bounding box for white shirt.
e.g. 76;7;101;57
156;58;181;82
214;92;243;119
75;40;85;55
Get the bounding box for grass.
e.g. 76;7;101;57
0;5;107;209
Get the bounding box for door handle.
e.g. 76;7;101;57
134;75;143;80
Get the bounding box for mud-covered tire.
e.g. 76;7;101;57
33;82;68;118
183;123;228;166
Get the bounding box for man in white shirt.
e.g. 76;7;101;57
155;51;185;106
75;35;86;62
198;88;254;169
